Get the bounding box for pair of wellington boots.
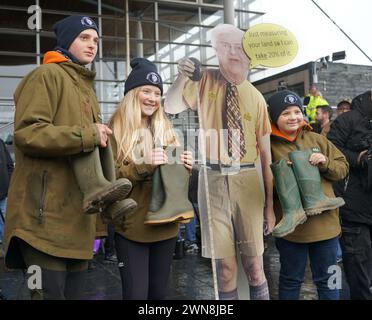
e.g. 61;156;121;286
271;149;345;238
72;141;137;222
145;148;194;225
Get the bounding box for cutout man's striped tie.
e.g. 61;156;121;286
225;83;246;160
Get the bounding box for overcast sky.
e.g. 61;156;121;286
250;0;372;81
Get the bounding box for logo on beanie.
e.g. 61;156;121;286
81;16;95;27
284;94;298;105
146;72;161;84
311;147;321;153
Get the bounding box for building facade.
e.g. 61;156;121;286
0;0;264;142
253;61;372;106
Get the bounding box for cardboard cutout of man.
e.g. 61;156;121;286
165;24;275;300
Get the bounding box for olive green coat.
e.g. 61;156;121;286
111;139;179;243
4;61;101;268
271;127;349;243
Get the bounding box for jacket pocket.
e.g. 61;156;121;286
35;170;48;224
341;225;362;255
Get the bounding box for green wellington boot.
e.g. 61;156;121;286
103;198;137;223
99;141;137;221
148;165;165;213
145;159;194;225
271;158;307;237
72;141;133;214
289;149;345;215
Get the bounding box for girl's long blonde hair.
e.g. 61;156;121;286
109;87;179;164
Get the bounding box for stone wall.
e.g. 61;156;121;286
316;62;372;106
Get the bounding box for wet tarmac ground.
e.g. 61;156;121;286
0;236;350;300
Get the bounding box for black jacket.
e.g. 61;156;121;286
328;91;372;224
0;138;14;199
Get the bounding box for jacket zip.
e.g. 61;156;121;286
37;170;48;224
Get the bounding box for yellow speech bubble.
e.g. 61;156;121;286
242;23;298;68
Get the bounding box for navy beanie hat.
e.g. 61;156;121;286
53;16;98;50
124;58;163;96
267;90;303;124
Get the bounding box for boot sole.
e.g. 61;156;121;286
305;199;345;216
144;210;194;225
110;201;137;222
101;202;138;224
84;182;132;214
272;214;307;238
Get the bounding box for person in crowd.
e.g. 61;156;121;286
185;166;200;253
303;84;329;124
165;24;275;300
314;105;333;136
267;90;348;300
0;138;13;256
103;223;118;263
335;99;351;117
328;90;372;300
332;98;352;264
174;166;201;259
109;57;193;299
3;15;113;300
183;218;199;253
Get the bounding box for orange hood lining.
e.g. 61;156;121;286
271;121;312;142
43;51;69;64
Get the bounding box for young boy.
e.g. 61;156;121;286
267;90;348;300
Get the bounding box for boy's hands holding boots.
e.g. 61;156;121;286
308;152;327;166
287;152;327;167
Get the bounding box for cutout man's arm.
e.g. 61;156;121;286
164;58;197;114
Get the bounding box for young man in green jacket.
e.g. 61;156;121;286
4;15;130;300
